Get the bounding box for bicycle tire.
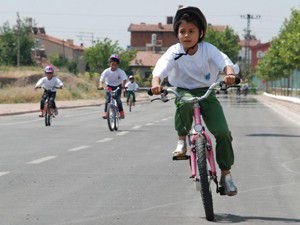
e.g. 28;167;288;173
45;104;51;126
107;104;115;131
114;106;119;131
129;95;133;112
195;136;214;221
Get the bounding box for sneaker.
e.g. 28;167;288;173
102;112;108;119
172;139;187;157
54;108;58;116
220;173;238;196
38;110;44;117
120;111;125;119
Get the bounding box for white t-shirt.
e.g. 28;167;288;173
125;82;139;91
152;42;234;89
35;77;63;92
100;68;127;86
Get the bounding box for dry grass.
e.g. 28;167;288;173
0;68;103;103
0;66;42;78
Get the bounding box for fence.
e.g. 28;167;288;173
253;70;300;98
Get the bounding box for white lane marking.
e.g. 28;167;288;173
97;138;114;143
281;157;300;175
68;145;90;152
161;118;168;121
0;171;10;177
146;123;154;126
132;125;142;129
27;156;57;164
117;131;129;136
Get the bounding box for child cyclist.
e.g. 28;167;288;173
34;65;63;117
99;54;127;119
151;6;238;196
125;75;139;106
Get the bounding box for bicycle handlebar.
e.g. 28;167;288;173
148;78;240;104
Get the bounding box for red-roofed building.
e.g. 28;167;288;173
129;51;163;78
128;17;228;51
31;27;85;72
238;36;270;68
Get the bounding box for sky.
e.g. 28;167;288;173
0;0;299;48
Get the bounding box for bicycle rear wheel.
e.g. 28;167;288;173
195;136;214;221
107;104;115;131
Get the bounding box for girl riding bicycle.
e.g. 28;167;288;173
151;6;238;196
125;75;139;106
34;65;63;117
99;54;127;119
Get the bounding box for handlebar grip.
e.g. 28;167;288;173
235;77;241;85
147;89;153;96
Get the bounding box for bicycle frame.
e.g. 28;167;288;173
189;102;217;179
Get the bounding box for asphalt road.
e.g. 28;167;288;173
0;95;300;225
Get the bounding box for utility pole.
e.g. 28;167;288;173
16;12;21;67
240;14;261;77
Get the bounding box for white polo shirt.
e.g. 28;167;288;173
35;77;63;92
125;82;139;91
152;42;234;89
100;68;127;86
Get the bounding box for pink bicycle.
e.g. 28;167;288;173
149;81;238;221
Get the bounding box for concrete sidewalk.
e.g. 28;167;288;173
0;94;150;116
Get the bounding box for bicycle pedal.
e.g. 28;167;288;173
172;155;190;160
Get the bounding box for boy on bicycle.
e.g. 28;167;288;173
151;6;238;196
99;54;127;119
125;75;139;106
34;65;63;117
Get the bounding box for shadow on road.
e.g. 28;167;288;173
246;133;300;138
215;214;300;223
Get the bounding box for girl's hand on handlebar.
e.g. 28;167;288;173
151;85;162;95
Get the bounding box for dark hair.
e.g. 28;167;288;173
174;13;204;42
173;6;207;43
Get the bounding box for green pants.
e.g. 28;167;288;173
175;87;234;170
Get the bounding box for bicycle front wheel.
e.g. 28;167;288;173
129;95;133;112
45;105;51;126
107;104;115;131
114;107;119;131
195;136;214;221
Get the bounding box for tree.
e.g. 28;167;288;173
0;19;34;66
256;9;300;81
204;27;240;61
84;38;136;75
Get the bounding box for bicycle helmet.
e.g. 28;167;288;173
44;65;54;74
173;6;207;43
109;54;120;63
